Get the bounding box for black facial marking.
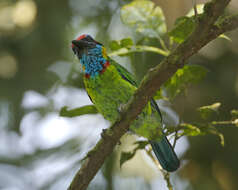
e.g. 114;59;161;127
72;35;103;60
81;35;103;46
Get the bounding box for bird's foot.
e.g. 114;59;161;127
118;103;127;113
101;129;108;139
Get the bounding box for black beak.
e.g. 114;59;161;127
72;40;88;58
71;39;97;58
72;40;88;49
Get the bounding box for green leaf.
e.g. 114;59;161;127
233;119;238;127
179;123;201;136
109;38;134;51
168;4;205;44
60;105;98;117
164;65;208;100
207;127;225;146
134;140;149;149
219;34;232;42
109;40;121;51
214;15;232;42
120;140;148;167
120;0;166;38
108;45;169;57
120;151;136;168
168;16;196;43
214;14;232;29
231;109;238;119
178;123;225;146
197;102;221;120
121;38;134;47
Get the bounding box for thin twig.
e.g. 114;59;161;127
145;148;173;190
172;131;178;149
211;119;238;126
157;35;169;52
193;0;198;18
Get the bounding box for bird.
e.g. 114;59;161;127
71;34;180;172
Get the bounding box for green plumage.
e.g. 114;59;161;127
84;59;163;141
72;35;179;172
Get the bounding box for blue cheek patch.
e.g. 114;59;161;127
80;45;107;78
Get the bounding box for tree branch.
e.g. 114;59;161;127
68;0;238;189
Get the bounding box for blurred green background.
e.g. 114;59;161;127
0;0;238;190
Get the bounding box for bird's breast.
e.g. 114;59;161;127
84;65;136;122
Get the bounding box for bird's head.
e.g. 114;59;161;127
71;34;109;78
71;34;104;59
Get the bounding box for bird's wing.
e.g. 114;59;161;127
86;91;94;104
110;58;138;87
110;58;162;121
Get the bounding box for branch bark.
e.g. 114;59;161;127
68;0;238;189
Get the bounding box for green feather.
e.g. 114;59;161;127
109;58;138;86
110;58;162;121
84;61;162;140
83;55;179;172
71;34;179;171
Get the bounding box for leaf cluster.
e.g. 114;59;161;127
60;0;237;175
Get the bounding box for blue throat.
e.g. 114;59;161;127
80;45;107;77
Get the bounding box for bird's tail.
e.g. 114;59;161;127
150;136;180;172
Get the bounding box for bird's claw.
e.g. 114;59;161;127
101;129;108;139
118;103;127;113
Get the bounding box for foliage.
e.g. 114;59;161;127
153;65;207;101
109;38;133;51
163;65;208;100
60;105;98;117
231;109;238;119
169;102;238;147
120;0;166;38
59;2;238;177
1;0;238;190
120;141;148;167
122;100;238;166
168;16;197;43
197;102;221;120
168;4;204;43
